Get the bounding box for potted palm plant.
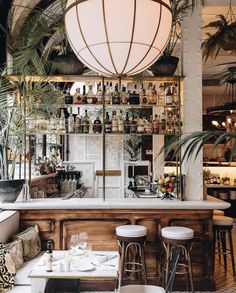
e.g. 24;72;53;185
150;0;204;76
202;14;236;62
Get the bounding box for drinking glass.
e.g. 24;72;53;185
69;234;79;253
78;232;88;253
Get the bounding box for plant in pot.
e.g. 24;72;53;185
8;1;85;76
124;135;144;162
150;0;204;76
202;3;236;62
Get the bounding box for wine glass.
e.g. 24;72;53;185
78;232;88;254
69;234;79;254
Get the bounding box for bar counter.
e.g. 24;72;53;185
0;196;230;291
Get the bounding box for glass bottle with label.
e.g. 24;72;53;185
64;86;73;104
130;114;137;133
145;116;153;134
96;83;103;104
104;112;112;133
140;87;148;105
150;85;157;105
121;86;128;104
137;116;145;134
82;85;87;104
165;86;173;105
118;110;124;133
75;108;83;133
82;109;90;134
124;112;130;133
111;110;118;133
153;114;160;134
105;82;112;105
87;84;96;104
73;88;82;104
160;113;166;134
93;117;102;133
59;109;65;133
159;83;165;106
45;240;53;272
112;84;121;105
67;107;74;133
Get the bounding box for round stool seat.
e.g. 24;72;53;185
116;225;147;237
213;209;224;216
213;215;233;226
161;226;194;240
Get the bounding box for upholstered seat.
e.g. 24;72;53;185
213;210;224;216
116;225;147;237
213;215;234;226
161;226;194;240
120;284;165;293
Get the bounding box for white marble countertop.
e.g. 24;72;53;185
0;196;230;210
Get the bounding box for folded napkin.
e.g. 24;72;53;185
89;253;117;266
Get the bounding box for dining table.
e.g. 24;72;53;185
28;250;120;293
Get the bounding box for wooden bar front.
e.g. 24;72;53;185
19;208;214;291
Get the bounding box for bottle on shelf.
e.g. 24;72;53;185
150;85;158;105
153;114;160;134
160;112;166;134
140;85;148;105
121;85;128;105
87;84;96;104
130;114;137;133
82;109;90;134
93;116;102;133
124;112;130;134
137;116;145;134
105;82;112;105
129;84;140;105
158;83;165;106
67;107;74;133
64;86;73;105
165;85;173;105
145;115;153;134
146;83;153;104
96;83;103;104
73;87;82;104
82;85;87;104
104;112;112;133
111;110;118;133
75;108;83;133
68;175;73;191
118;110;124;133
72;175;77;191
45;240;53;272
112;84;121;105
166;112;174;134
59;109;66;133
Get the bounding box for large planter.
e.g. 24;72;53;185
150;55;179;76
51;53;84;75
0;179;25;203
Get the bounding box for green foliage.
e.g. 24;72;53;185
202;15;236;62
161;130;236;164
124;135;143;161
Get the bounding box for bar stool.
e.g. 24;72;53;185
213;210;224;216
116;225;147;286
161;226;194;293
213;215;235;275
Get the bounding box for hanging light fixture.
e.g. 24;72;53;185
65;0;172;77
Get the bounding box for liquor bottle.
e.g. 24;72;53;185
111;110;118;133
64;86;73;104
105;82;112;105
146;83;153;104
59;109;66;133
124;112;130;134
68;175;73;192
130;115;137;133
145;116;153;134
87;84;96;104
153;114;160;134
96;83;103;104
75;108;83;133
137;116;145;134
150;85;158;105
45;240;53;272
165;86;173;105
121;86;128;104
160;113;166;134
166;113;174;134
93;117;102;133
73;88;82;104
173;114;180;134
82;109;90;134
67;107;74;133
129;84;140;105
82;85;87;104
112;84;121;104
140;86;148;105
159;83;165;106
72;175;77;191
118;110;124;133
104;112;112;133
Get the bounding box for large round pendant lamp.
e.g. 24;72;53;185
65;0;172;77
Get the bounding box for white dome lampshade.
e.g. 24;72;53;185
65;0;172;77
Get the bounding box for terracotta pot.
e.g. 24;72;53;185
0;179;26;203
220;38;236;51
150;55;179;76
51;53;84;75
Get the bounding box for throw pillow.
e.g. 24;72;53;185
0;244;16;292
5;239;24;270
13;224;41;261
